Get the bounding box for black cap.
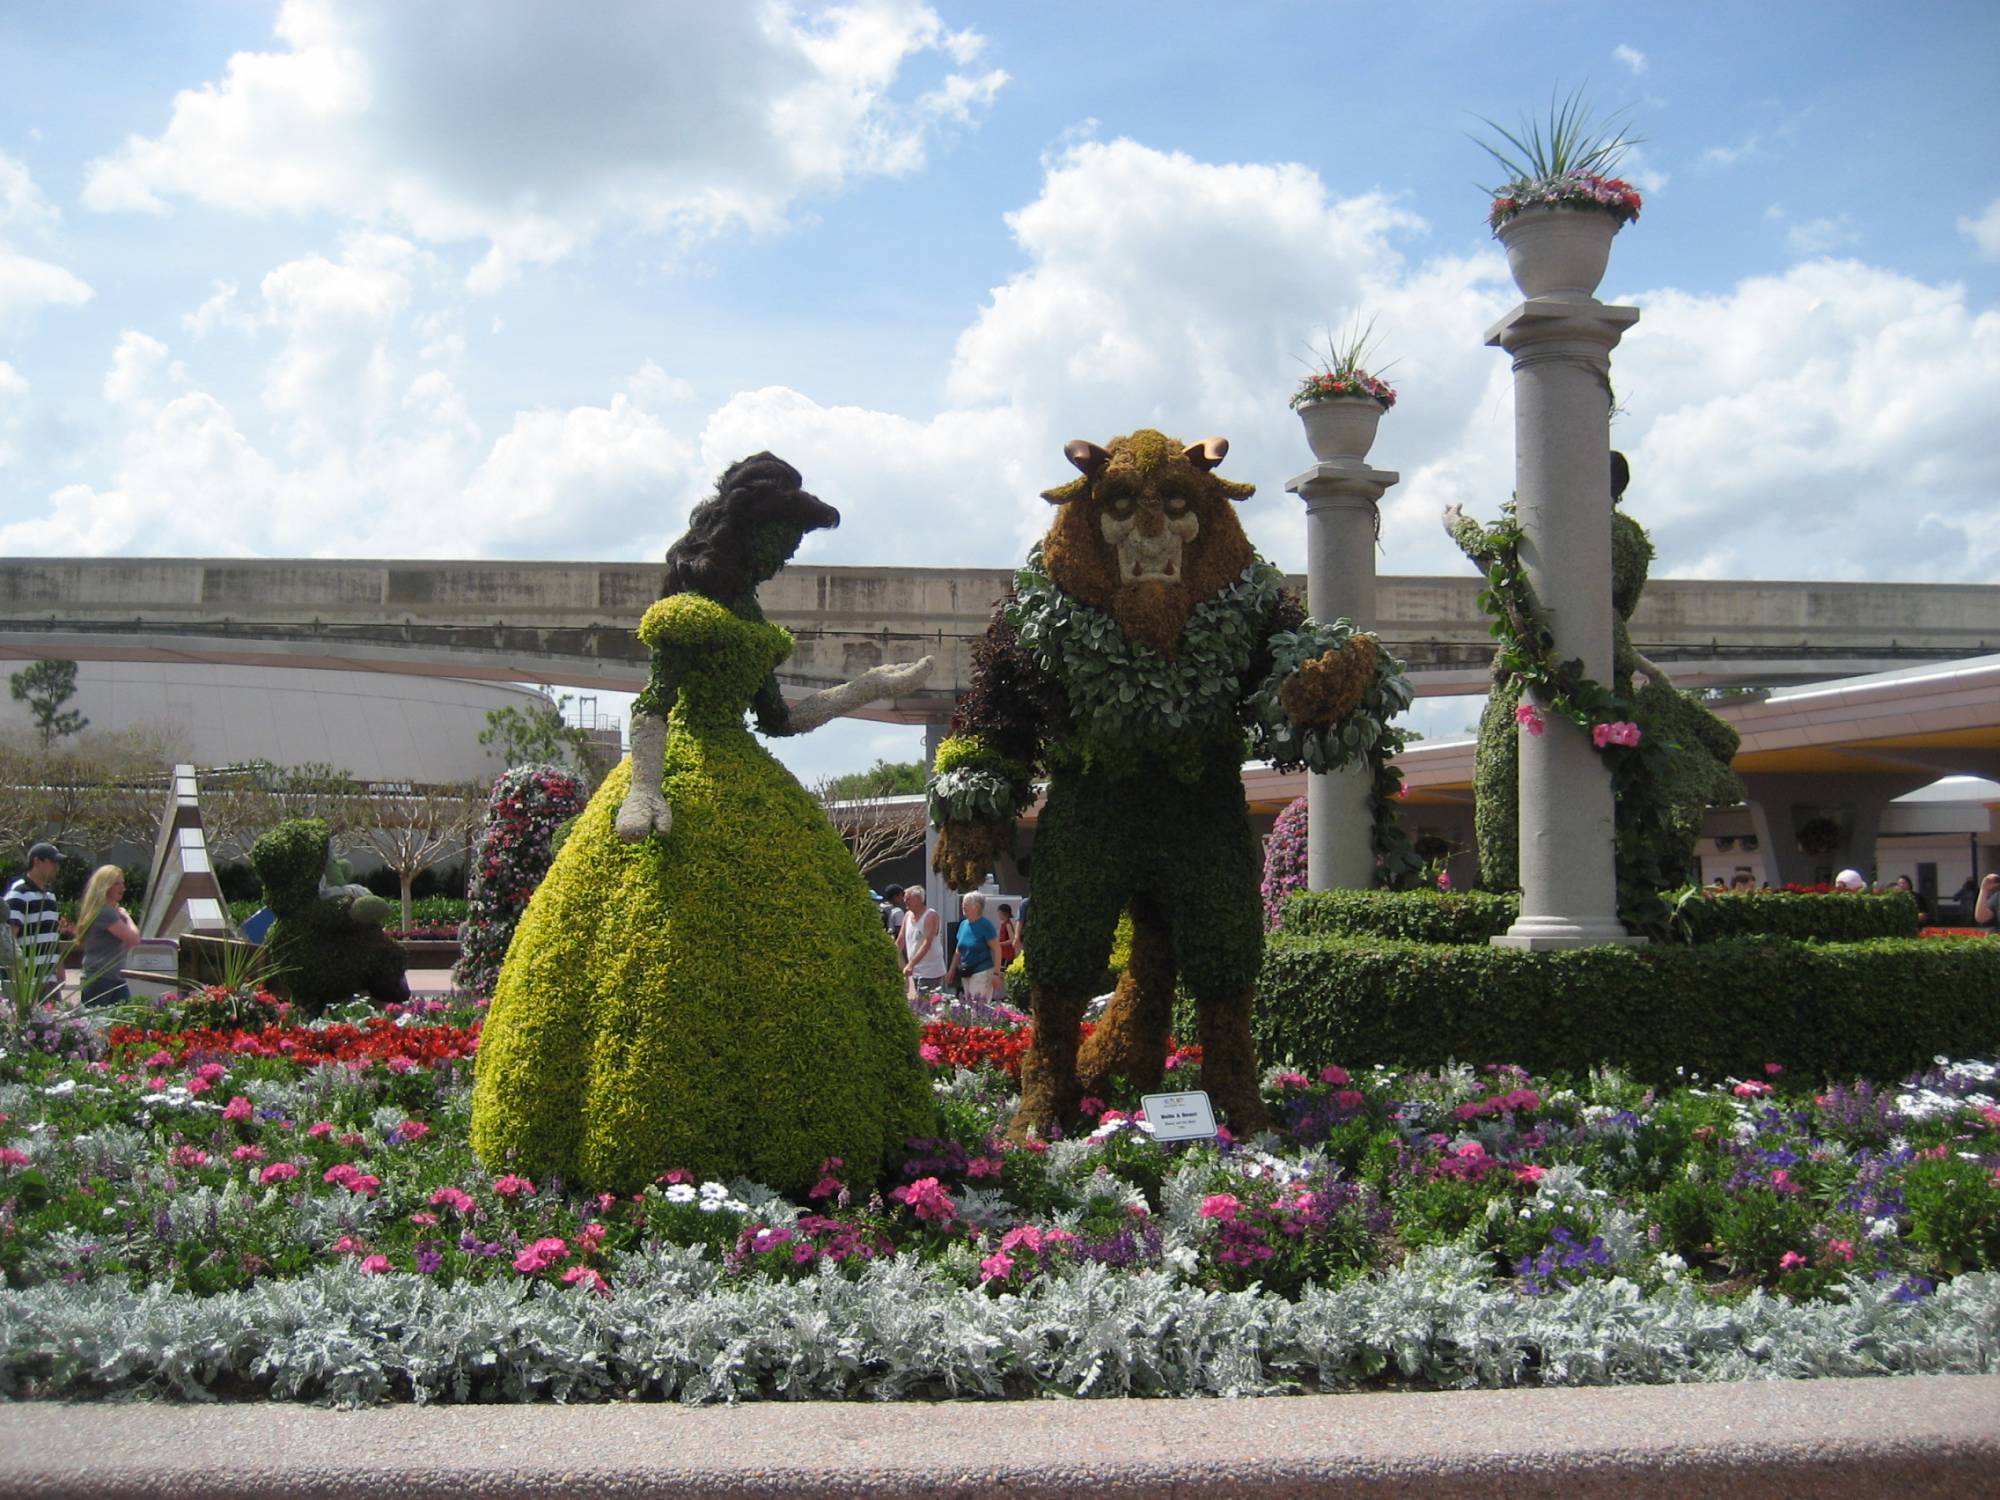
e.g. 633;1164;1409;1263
27;842;60;865
883;884;905;902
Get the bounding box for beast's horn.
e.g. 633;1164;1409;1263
1184;437;1229;471
1063;440;1111;480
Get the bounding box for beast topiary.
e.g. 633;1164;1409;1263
930;430;1413;1142
470;454;938;1196
249;818;408;1016
1445;456;1740;924
453;765;587;996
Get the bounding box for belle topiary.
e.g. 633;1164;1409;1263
470;454;938;1196
1261;796;1310;931
249;818;408;1015
452;765;587;996
1445;454;1740;915
929;430;1412;1141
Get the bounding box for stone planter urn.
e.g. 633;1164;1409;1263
1296;395;1386;463
1494;205;1622;303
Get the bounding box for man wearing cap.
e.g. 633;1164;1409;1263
4;842;65;999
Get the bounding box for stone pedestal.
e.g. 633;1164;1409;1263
1486;298;1647;950
922;716;950;912
1285;459;1398;890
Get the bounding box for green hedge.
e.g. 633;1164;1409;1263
1255;933;2000;1085
1280;888;1920;946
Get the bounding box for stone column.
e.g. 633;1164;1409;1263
1285;459;1397;889
1488;298;1646;950
922;716;951;914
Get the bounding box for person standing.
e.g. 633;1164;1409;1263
899;886;946;1001
944;891;1000;1002
75;864;141;1007
1975;872;1999;929
4;842;65;1001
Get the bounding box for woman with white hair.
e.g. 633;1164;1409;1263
944;891;1001;1001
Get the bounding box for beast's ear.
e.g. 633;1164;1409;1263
1063;440;1111;478
1610;450;1631;501
1184;436;1229;471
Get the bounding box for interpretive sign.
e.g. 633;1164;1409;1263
1140;1090;1217;1142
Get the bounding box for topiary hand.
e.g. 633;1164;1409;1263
932;818;1007;891
614;714;673;843
1279;636;1377;727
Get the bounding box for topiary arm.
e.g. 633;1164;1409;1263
616;646;688;844
928;596;1054;890
759;655;936;738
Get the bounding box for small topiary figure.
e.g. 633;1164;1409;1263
1261;796;1310;931
930;430;1411;1142
453;764;587;996
471;454;938;1197
1444;454;1741;899
250;817;409;1015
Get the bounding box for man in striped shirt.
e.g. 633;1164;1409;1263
4;842;64;999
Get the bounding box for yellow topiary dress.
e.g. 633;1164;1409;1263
470;593;934;1195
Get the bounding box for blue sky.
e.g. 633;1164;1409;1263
2;1;1996;775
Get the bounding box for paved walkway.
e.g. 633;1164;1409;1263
3;1374;1996;1497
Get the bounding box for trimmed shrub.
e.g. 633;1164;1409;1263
1284;889;1517;944
1280;888;1921;946
453;765;587;996
249;818;408;1016
1254;932;2000;1085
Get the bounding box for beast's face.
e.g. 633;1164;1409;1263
1038;429;1255;657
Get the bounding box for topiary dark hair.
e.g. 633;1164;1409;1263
664;453;839;604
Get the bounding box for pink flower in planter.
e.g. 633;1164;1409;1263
1591;721;1642;749
1513;703;1546;737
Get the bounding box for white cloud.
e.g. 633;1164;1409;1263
1613;45;1647;75
1786;214;1859;256
0;361;28;470
0;153;91;324
1960;198;2000;260
102;331;183;410
83;0;1004;289
1700;136;1763;169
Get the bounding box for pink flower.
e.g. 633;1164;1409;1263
891;1176;958;1226
491;1173;535;1201
561;1265;609;1295
170;1145;209;1168
918;1043;943;1066
324;1164;381;1197
999;1226;1045;1254
306;1122;334;1139
408;1211;439;1227
979;1250;1016;1282
1764;1063;1785;1076
1513;703;1546;737
385;1056;417;1075
259;1161;299;1186
331;1234;365;1255
231;1145;267;1162
0;1146;30;1170
1778;1251;1807;1272
1734;1081;1773;1098
1515;1164;1545;1184
513;1236;569;1274
1077;1096;1106;1119
358;1254;392;1275
1319;1065;1351;1086
221;1095;253;1122
1436;869;1453;890
1454;1141;1487;1159
1824;1239;1855;1264
144;1050;174;1068
394;1120;430;1142
1271;1070;1310;1090
1198;1193;1241;1222
1591;720;1642;749
430;1186;475;1213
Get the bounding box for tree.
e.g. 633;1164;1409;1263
824;757;927;800
198;760;367;862
812;773;927;882
480;688;600;785
352;783;483;929
9;660;87;750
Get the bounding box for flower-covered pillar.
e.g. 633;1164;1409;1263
1488;296;1645;949
1286;456;1397;889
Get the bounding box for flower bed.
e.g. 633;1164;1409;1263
3;988;1998;1404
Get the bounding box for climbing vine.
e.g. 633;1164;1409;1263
1473;504;1680;935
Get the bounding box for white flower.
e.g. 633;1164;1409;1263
42;1079;76;1097
664;1184;696;1204
698;1181;728;1200
697;1199;721;1213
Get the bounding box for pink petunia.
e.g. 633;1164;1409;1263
979;1250;1015;1283
561;1265;609;1295
513;1236;570;1274
491;1173;535;1201
358;1254;392;1275
429;1187;475;1213
259;1161;300;1185
306;1122;334;1138
221;1095;254;1122
1779;1251;1807;1272
1198;1193;1241;1222
0;1146;29;1170
1513;703;1546;737
1319;1065;1351;1086
231;1145;267;1162
170;1145;209;1168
